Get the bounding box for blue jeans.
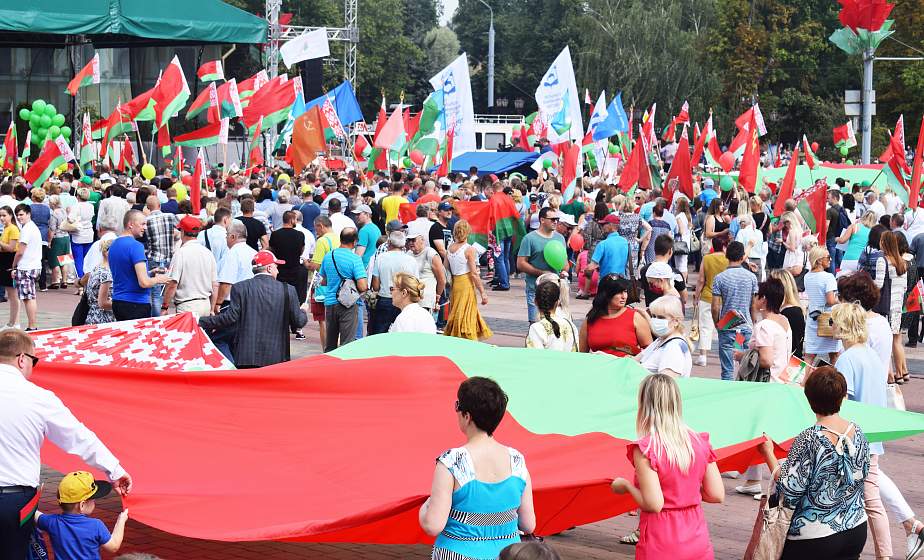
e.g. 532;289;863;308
825;238;843;273
494;237;511;289
526;283;537;323
355;298;365;339
369;296;400;334
718;328;751;381
149;259;169;317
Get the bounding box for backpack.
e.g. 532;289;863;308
838;206;851;232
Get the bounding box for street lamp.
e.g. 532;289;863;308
478;0;494;108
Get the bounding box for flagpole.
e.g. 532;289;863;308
222;141;229;181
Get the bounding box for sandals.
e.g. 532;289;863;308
620;529;640;545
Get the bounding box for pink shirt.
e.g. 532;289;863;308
749;318;792;383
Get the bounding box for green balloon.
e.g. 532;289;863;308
608;143;618;155
61;126;71;138
839;146;849;156
29;113;40;126
39;115;51;128
542;158;553;169
720;175;735;192
31;99;46;113
846;159;854;165
542;240;567;272
31;133;41;144
37;127;48;139
28;119;38;131
18;108;30;121
51;114;65;127
48;125;61;138
402;157;413;168
44;104;56;117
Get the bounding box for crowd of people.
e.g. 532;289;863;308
0;151;922;560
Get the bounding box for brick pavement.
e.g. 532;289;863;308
25;278;924;559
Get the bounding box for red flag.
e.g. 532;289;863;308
66;53;100;96
886;131;910;190
3;121;17;171
247;117;264;170
880;115;909;173
738;111;761;193
773;146;800;217
373;98;386;143
618;139;646;192
118;137;135;172
437;128;455;177
910;115;924;210
353;134;371;162
206;82;221;124
292;106;327;173
664;126;694;205
690;119;708;170
518;125;531;151
157;124;171;154
191;149;204;214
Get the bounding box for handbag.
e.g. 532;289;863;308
744;468;793;560
815;311;834;337
331;250;360;308
737;348;771;383
688;313;700;342
873;261;892;317
690;229;702;253
673;238;690;255
71;291;90;326
59;218;79;233
793;253;808;292
887;383;906;411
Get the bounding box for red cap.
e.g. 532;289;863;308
177;215;203;234
599;214;620;225
253;250;285;267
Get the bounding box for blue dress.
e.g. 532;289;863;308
432;447;528;560
803;271;841;355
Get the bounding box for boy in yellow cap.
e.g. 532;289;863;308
34;471;129;559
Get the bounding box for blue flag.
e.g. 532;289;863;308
305;80;364;126
592;92;629;141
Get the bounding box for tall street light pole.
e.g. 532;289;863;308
478;0;494;108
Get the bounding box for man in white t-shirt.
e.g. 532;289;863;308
162;216;218;317
12;205;43;330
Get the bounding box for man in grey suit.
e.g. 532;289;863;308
199;250;308;368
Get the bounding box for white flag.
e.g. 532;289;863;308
429;53;476;156
588;90;608;131
219;118;229;145
535;46;583;143
280;28;331;68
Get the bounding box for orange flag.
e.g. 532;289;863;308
291;106;327;173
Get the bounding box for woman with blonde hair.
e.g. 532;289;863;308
803;246;840;364
444;219;492;340
830;302;892;560
636;296;692;377
85;238;115;325
611;374;724;556
837;211;877;274
781;212;805;278
770;269;806;358
389;272;437;334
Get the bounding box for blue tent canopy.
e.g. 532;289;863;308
451;151;538;176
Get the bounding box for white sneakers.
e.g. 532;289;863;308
735;483;762;496
695;355;708;367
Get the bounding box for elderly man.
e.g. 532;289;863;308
199;250;308;368
162;216;217;316
369;229;418;334
0;329;131;559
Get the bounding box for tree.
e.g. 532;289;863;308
422;27;461;78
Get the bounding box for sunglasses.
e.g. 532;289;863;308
544;217;559;222
21;352;39;367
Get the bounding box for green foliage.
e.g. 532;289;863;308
422;27;462;78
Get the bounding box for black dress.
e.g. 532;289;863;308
781;305;806;359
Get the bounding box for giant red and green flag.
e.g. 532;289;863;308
25;137;74;187
30;332;924;543
151;55;191;129
175;120;222;148
237;70;269;107
738;111;761;193
773;145;800;217
2;121;16;171
65;53;100;96
910;115;924;210
795;182;828;243
196;59;224;83
79;112;95;168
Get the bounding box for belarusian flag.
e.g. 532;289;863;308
781;355;809;385
80;112;95;167
453;195;527;249
206;82;221;124
581;131;596;170
191;148;204;214
558;140;582;202
118;137;135;173
237;70;269;107
773;146;800;217
699;114;723;168
353;134;372;163
373;106;406;152
738;110;761;193
186;87;211;120
905;279;924;313
66;53;100;96
247;116;264;169
884;131;911;194
2;121;16;171
21;131;30;160
794;182;828;243
242;76;296;133
100;102;133;159
618;138;647;192
517;125;531;151
219;118;229;146
880;115;907;171
151;55;191;128
664;126;694;205
661;100;689;142
197;60;224;83
833;122;857;149
321;97;346;140
802;135;819;170
910;115;924;210
436;128;454;177
175;121;223;147
191;80;243;121
157;123;171;157
25;137;75;187
90;118;106;140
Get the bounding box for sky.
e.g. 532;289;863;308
440;0;457;24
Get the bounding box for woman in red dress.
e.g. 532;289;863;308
579;275;653;356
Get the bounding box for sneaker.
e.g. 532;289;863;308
695;355;708;367
908;527;924;560
294;331;306;340
721;471;740;479
735;483;762;495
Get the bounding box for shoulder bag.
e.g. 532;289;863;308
71;291;90;326
744;467;793;560
794;253;809;292
331;250;360;308
873;261;892;317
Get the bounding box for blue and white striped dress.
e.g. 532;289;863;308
431;447;528;560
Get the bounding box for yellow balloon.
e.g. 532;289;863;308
141;163;156;180
277;173;290;184
55;163;68;175
175;183;188;202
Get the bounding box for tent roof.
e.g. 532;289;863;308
451;151;539;175
0;0;266;47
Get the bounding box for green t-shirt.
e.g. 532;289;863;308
517;230;566;289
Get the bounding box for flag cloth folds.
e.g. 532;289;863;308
535;46;583;142
291;107;327;172
795;182;828;243
247;116;264;170
374;106;406;152
32;333;924;543
910;115;924;210
197;59;224;83
25;137;74;187
880;115;908;171
738;110;761;193
448;197;528;248
304;81;365;127
117;137;134;173
664;126;694;204
66;53;100;96
595;92;631;141
802;135;819;170
191;149;204;214
2;121;16;171
557;141;582;202
80;112;95;167
242;76;296;132
662;101;689;142
833;122;857;149
175;121;223;147
905;279;924;313
237;70;269;107
773;146;801;217
436;128;455;177
428;53;476;156
151;55;191;128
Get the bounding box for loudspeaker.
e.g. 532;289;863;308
299;58;323;100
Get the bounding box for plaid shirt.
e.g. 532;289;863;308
145;210;179;264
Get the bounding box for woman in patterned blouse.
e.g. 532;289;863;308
759;366;870;559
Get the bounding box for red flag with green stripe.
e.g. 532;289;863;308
794;182;827;243
25;137;75;187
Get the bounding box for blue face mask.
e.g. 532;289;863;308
649;317;671;337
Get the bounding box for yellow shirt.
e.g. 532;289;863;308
1;223;20;250
311;232;340;302
699;253;729;302
175;183;188;202
380;195;408;224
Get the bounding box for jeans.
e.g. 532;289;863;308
718;328;751;381
494;237;511;289
526;283;537;323
825;239;843;273
355;298;365;340
149;259;169;317
368;296;400;334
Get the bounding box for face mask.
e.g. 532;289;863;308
649;317;671;337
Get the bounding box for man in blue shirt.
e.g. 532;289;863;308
319;227;368;352
711;241;759;381
353;205;381;339
587;214;628;281
699;178;718;207
108;210;170;320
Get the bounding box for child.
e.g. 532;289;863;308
35;471;129;560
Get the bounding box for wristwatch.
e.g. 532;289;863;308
161;305;169;311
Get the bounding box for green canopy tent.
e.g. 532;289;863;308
0;0;267;47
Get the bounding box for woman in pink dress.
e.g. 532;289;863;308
611;373;725;559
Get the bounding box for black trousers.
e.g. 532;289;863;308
780;522;867;560
112;300;153;321
0;487;37;560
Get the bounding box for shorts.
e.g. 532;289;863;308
311;300;326;322
14;269;38;300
